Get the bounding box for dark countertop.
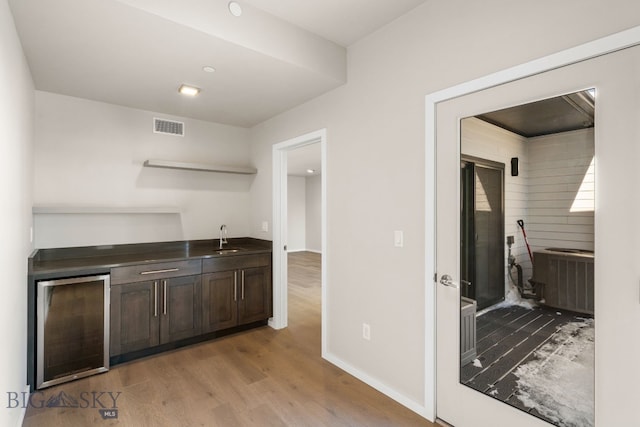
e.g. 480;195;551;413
29;238;272;278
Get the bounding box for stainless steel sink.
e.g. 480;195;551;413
216;248;241;254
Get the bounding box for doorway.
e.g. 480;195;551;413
426;29;640;427
271;129;327;354
460;157;505;311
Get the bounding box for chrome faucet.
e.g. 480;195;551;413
219;224;228;249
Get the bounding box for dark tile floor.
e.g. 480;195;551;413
461;304;593;427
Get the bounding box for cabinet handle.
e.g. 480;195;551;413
140;268;179;275
163;280;167;315
153;281;158;317
241;270;245;300
234;271;237;302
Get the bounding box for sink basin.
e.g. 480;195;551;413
216;248;241;254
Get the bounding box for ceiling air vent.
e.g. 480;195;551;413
153;118;184;136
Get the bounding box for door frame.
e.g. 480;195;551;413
424;26;640;421
271;128;328;353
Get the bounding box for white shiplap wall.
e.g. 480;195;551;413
461;118;532;284
527;128;595;252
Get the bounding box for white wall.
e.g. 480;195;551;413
305;175;322;253
527;129;595;251
248;0;640;416
287;175;322;253
287;176;306;251
34;91;253;248
0;1;34;425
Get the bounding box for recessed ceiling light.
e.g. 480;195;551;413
228;1;242;17
178;84;200;96
306;169;316;174
202;66;216;73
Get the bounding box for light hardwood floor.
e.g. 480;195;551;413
23;251;433;426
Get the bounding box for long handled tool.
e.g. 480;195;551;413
517;219;534;264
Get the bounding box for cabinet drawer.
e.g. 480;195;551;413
202;253;270;273
111;259;202;285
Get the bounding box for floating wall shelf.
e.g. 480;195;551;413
33;206;181;214
143;159;257;175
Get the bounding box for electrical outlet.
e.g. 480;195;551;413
362;323;371;341
262;221;269;232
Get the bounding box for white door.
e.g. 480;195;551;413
436;46;640;426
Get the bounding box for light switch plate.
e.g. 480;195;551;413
394;230;403;247
262;221;269;232
362;323;371;340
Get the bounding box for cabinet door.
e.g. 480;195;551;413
202;271;238;333
110;281;160;356
159;275;202;344
238;266;272;325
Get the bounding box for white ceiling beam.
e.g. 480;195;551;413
114;0;346;83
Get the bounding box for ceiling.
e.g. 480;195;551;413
9;0;426;128
243;0;427;47
476;90;596;138
287;143;322;177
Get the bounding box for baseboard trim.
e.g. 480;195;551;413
287;249;322;254
322;350;431;421
15;384;29;427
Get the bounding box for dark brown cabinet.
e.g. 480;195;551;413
238;266;271;324
110;260;202;356
28;238;273;388
110;280;159;355
201;271;237;332
160;275;202;343
202;254;272;333
109;253;271;359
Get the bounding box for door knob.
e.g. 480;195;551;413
439;274;459;289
